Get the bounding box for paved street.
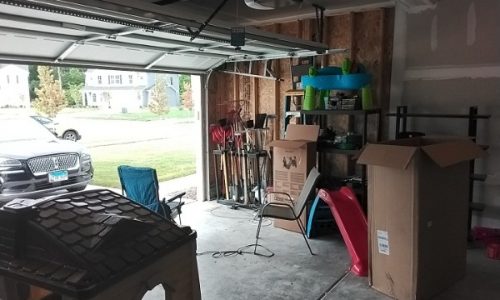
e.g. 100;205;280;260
58;117;196;150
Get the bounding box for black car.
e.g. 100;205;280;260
0;116;93;203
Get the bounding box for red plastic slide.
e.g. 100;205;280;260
318;187;368;276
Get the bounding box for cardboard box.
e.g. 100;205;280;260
269;124;319;232
357;137;485;300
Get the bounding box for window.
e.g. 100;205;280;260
108;75;114;84
92;94;97;103
6;75;10;84
116;75;122;84
98;75;102;84
129;75;133;84
16;75;19;84
170;77;173;85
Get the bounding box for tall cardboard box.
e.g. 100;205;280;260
357;137;485;300
269;124;319;233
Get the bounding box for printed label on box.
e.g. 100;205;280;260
377;230;390;255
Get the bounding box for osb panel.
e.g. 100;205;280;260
207;72;223;124
259;24;275;33
238;63;252;122
240;78;252;122
239;77;251;102
279;58;292;137
211;72;235;122
301;19;315;42
251;62;266;113
323;116;350;135
381;8;395;138
258;70;276;115
350;10;386;149
279;21;299;38
320;14;352;133
321;154;350;177
252;24;276;118
353;10;384;108
327;14;353;66
207;8;394;194
250;77;259;118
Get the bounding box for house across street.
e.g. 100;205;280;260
82;69;180;113
0;64;30;108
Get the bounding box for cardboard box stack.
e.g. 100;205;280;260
358;137;485;300
268;124;319;233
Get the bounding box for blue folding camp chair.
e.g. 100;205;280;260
117;165;185;224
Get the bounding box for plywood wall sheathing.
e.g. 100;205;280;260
273;23;282;140
206;8;394;188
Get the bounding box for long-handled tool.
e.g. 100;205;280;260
221;151;230;199
242;150;249;205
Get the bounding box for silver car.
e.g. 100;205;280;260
31;115;81;141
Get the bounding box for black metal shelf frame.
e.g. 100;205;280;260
387;105;491;234
283;92;382;212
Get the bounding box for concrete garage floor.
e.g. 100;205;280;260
142;201;500;300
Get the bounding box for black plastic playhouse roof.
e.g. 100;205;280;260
0;189;196;298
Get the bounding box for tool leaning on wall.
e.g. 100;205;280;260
210;101;272;207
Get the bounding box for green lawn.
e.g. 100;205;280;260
65;107;194;121
90;142;195;188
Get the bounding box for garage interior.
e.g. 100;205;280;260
0;0;499;299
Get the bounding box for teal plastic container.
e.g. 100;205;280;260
301;73;372;90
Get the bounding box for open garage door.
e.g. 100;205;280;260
0;0;334;74
0;0;335;202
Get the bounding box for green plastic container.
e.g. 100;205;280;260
317;90;328;110
361;85;373;110
303;67;317;111
303;86;316;110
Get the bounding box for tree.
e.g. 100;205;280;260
148;74;169;116
179;74;191;96
59;68;85;89
66;83;84;107
29;66;86;106
59;68;85;106
28;65;40;101
33;66;66;117
181;81;193;110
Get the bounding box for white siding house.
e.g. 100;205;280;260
82;69;180;113
0;64;30;108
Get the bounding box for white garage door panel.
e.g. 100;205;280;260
0;3;134;31
0;34;69;58
0;21;83;39
0;0;331;73
116;36;184;50
155;55;221;70
69;44;158;66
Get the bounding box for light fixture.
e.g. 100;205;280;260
244;0;274;10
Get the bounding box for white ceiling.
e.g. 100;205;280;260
138;0;395;25
134;0;437;26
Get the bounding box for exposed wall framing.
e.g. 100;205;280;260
206;8;394;194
